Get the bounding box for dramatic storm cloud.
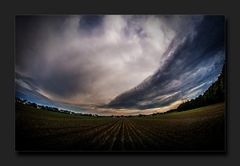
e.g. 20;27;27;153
15;15;225;114
108;16;225;109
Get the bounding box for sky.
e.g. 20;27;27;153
15;15;225;115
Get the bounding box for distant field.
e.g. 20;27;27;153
15;102;225;151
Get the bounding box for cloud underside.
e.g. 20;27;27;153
15;15;225;113
108;16;225;109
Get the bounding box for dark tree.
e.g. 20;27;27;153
177;64;225;112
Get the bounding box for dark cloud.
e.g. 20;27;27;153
108;16;225;109
79;15;104;31
15;15;225;112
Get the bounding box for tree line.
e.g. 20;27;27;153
177;64;225;112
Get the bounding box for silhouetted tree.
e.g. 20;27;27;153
177;64;225;112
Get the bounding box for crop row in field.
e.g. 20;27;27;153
16;102;225;151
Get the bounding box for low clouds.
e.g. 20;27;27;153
108;16;225;109
16;15;196;104
15;15;225;112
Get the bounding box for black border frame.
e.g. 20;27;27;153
14;14;227;153
1;0;239;166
